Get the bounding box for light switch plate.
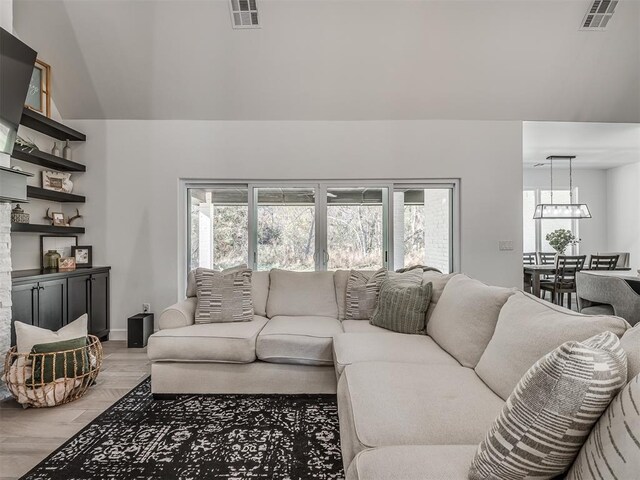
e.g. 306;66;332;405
499;240;514;251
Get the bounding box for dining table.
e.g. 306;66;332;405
524;265;633;298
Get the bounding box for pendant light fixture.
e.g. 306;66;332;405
533;155;592;219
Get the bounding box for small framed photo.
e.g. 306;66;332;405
71;246;93;268
51;212;66;226
40;235;78;269
57;257;76;271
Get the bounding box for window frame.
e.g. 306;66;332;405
180;179;460;298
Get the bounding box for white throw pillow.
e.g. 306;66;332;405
15;314;88;353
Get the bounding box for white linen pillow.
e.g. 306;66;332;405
15;314;88;353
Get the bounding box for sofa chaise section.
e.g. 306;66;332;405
346;445;478;480
337;362;504;469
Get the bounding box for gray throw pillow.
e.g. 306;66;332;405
370;280;433;334
469;331;628;480
345;268;387;320
195;265;254;323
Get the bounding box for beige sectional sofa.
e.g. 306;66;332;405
147;268;639;479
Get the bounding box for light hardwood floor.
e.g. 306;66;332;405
0;341;150;480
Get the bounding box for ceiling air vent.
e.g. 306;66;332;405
230;0;260;28
580;0;618;30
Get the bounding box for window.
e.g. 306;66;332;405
326;187;386;270
188;187;248;270
255;187;316;271
186;181;458;274
229;0;259;27
522;188;578;254
393;188;452;274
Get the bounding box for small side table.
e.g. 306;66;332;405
127;313;154;348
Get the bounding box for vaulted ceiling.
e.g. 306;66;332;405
13;0;640;122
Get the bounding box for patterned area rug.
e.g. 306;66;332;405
23;378;343;480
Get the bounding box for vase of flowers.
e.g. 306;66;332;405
545;229;579;255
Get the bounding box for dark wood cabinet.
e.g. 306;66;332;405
11;267;111;344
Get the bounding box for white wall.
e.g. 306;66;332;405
38;120;523;339
523;167;608;255
606;162;640;272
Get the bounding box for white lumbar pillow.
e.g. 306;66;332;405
15;314;88;353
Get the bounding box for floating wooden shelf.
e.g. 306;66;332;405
26;186;86;203
11;223;85;235
12;147;86;172
20;108;86;142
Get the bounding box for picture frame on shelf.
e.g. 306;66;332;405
71;246;93;268
42;171;73;193
25;59;51;117
57;257;76;271
40;235;78;269
51;212;66;226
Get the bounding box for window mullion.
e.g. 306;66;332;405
248;184;258;270
316;183;327;271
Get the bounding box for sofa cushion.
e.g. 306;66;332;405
475;291;630;400
346;445;478;480
427;274;515;368
470;332;628;480
337;362;504;469
266;270;338;318
332;332;459;376
370;280;432;334
423;271;456;321
341;320;391;334
256;316;343;366
567;374;640;480
621;323;640;381
194;266;253;323
147;315;268;363
251;270;270;317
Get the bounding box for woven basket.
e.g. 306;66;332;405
3;335;103;408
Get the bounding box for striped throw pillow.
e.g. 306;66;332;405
194;266;254;323
469;331;628;480
567;374;640;480
369;279;432;334
345;268;387;320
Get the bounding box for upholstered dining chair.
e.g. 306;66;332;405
577;272;640;326
588;254;619;271
539;255;586;309
523;252;536;293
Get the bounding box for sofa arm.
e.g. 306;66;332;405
159;298;197;330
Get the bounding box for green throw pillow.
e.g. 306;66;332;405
29;337;90;385
370;280;433;334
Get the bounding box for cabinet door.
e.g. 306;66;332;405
10;282;38;346
37;278;67;332
67;274;90;324
90;273;109;337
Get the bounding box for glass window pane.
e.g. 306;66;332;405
393;188;451;273
256;187;315;271
540;190;575;253
523;190;536;253
326;187;385;270
189;187;249;271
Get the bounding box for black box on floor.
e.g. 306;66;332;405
127;313;154;348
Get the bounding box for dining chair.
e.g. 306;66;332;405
537;252;557;265
539;255;587;309
523;252;536;293
588;254;620;271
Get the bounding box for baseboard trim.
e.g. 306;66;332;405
108;329;126;341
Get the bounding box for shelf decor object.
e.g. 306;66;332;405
0;166;33;203
533;156;592;220
11;204;30;224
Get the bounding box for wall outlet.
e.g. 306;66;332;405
142;303;151;313
498;240;514;251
